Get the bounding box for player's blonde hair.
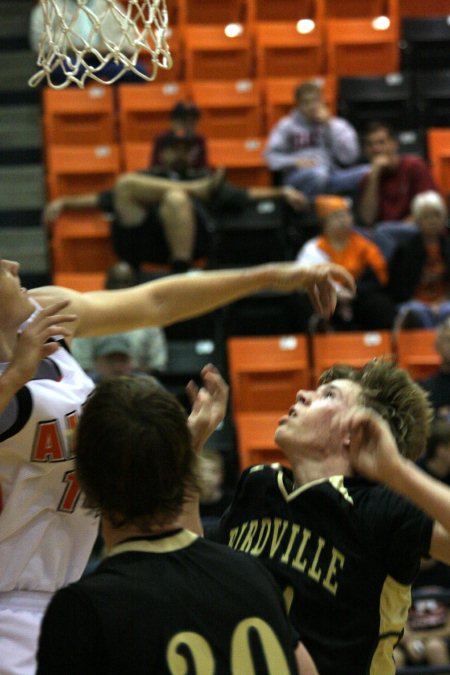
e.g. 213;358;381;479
319;359;433;461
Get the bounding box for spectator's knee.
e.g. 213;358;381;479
161;188;192;210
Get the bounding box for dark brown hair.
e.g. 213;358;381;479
75;376;199;528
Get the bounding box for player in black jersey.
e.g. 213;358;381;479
37;368;318;675
216;359;450;675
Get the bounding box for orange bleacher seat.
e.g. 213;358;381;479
323;0;390;19
208;137;270;186
427;128;450;195
191;80;263;138
326;19;399;77
42;85;116;146
227;335;310;415
264;75;336;131
398;0;450;16
395;329;440;381
184;26;253;81
50;210;118;273
121;142;153;172
234;412;289;470
138;27;183;83
118;82;189;142
184;0;246;25
52;271;107;292
255;22;325;79
311;331;393;385
46;144;120;199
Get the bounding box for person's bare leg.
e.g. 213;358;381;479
113;171;224;227
158;189;196;265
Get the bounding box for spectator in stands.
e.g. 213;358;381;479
417;418;450;485
388;191;450;328
72;262;168;374
358;122;439;258
420;317;450;419
296;195;396;330
29;0;148;85
264;80;369;199
151;102;208;178
198;448;234;532
44;174;308;273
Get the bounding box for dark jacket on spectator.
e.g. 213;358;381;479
388;231;450;303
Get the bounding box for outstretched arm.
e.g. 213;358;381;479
43;193;100;226
342;406;450;566
31;262;356;341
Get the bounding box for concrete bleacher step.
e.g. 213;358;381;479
0;104;42;150
0;50;39;94
0;165;45;212
0;0;34;49
0;226;49;274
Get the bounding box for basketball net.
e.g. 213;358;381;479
29;0;172;89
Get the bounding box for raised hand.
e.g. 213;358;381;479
336;406;401;484
270;262;356;318
186;364;229;454
11;300;76;386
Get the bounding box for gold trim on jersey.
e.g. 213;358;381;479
277;471;354;505
370;575;411;675
108;529;198;557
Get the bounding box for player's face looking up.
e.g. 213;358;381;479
0;258;34;328
275;379;362;459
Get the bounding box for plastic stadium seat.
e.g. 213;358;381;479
191;80;263;138
264;76;336;131
42;85;116;146
427;128;450;196
234;412;289;470
184;0;247;25
399;0;450;16
324;0;391;19
210;195;292;267
139;28;183;83
338;73;415;133
118;82;189;142
121;142;153;172
227;334;310;415
46;144;120;199
157;338;225;409
52;271;107;292
255;22;325;79
184;26;252;82
395;329;440;381
326;19;399;77
311;331;393;385
208;137;270;186
401;17;450;71
415;70;450;129
50;210;117;273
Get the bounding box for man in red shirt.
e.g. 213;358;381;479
358;122;439;258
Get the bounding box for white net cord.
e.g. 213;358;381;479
29;0;172;89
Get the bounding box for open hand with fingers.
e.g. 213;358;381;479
10;301;76;386
270;262;356;318
186;364;229;454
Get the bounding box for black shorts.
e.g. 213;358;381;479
110;201;210;267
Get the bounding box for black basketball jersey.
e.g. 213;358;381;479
37;529;299;675
216;464;434;675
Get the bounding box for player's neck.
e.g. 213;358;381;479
292;454;351;487
102;515;182;551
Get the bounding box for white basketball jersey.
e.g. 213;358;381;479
0;338;97;592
